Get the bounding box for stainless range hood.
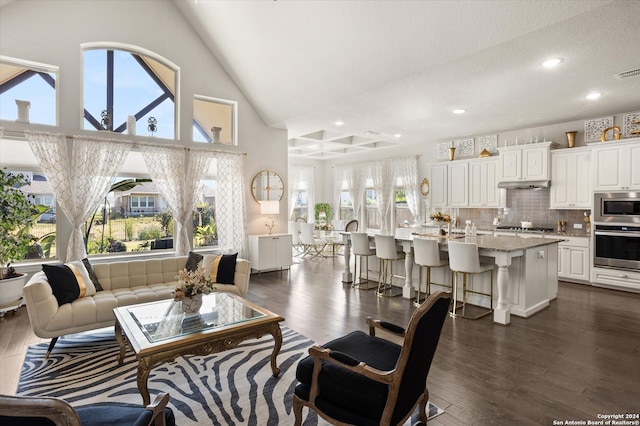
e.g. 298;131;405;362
497;180;550;189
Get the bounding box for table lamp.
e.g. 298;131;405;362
260;200;279;235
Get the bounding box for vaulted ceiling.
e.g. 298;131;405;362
174;0;640;161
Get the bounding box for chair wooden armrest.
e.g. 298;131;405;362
307;345;395;405
366;317;406;338
145;392;171;426
0;394;80;426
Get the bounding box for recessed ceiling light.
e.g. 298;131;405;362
585;92;602;100
334;120;344;126
541;58;563;68
393;133;402;138
452;109;466;114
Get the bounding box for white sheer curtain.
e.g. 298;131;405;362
215;152;248;258
394;156;420;223
332;166;349;219
289;165;315;221
141;146;211;256
26;131;132;261
371;159;396;234
348;163;367;222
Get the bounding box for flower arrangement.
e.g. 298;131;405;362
173;262;216;300
430;212;452;223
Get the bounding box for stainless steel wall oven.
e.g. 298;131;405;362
593;192;640;271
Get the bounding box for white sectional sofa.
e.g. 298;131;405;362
23;255;250;355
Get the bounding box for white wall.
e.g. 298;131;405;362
0;0;288;237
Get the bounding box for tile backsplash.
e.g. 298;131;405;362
457;188;590;232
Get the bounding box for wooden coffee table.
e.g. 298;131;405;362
113;292;284;405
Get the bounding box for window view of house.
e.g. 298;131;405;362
14;172;57;260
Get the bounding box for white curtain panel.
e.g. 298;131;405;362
394;156;420;223
141;146;211;256
289;165;315;221
350;163;367;221
288;166;303;219
215;152;247;258
332;166;348;219
26;131;131;261
371;159;396;234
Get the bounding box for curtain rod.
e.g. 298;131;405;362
0;128;246;155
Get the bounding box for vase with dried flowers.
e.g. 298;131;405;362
174;262;216;314
430;211;452;235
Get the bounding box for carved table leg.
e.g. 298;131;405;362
137;357;152;406
269;324;283;376
114;320;126;365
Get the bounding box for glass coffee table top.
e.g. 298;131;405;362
125;292;266;343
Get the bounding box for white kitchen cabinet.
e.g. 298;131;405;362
468;157;501;208
248;234;292;273
591;267;640;293
447;161;468;207
498;142;554;183
557;236;590;283
550;148;591;209
591;138;640;190
429;163;448;208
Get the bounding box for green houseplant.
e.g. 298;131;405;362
0;169;46;314
314;203;332;229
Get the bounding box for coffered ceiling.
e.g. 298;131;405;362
14;0;632;162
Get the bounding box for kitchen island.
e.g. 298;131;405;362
341;232;562;325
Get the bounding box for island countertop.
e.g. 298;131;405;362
405;233;564;252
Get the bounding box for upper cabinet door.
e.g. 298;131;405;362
522;146;548;180
429;163;448;207
501;150;521;180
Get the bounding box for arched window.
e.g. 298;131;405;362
83;45;177;139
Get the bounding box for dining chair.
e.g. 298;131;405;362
299;222;328;258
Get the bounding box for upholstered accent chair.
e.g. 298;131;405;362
292;291;451;426
0;392;175;426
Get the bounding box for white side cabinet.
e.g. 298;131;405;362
558;236;590;283
550;148;591;209
248;234;292;273
591;138;640;191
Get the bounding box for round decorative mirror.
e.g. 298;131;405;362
251;170;284;203
420;177;430;196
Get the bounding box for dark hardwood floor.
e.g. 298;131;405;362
2;254;639;425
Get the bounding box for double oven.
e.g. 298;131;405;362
593;192;640;271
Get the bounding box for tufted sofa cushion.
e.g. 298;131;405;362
23;255;251;339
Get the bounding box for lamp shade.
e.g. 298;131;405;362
260;200;280;215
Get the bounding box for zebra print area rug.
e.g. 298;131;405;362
18;327;443;425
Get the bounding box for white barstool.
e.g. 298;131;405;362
351;232;376;290
447;241;494;319
374;234;405;297
413;237;451;307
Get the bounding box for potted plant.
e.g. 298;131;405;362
314;203;332;229
0;169;45;314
